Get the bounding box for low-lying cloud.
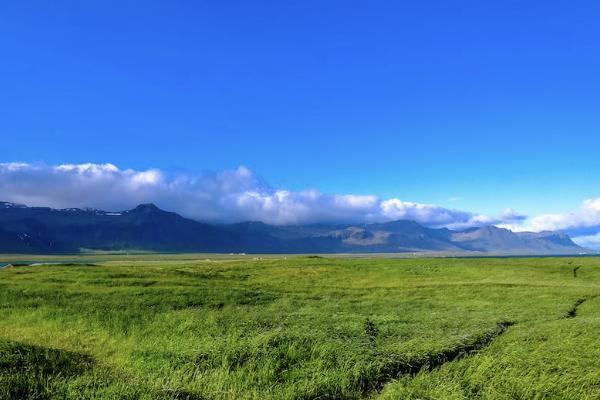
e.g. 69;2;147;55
498;198;600;249
1;162;495;228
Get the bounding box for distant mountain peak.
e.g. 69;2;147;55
129;203;161;213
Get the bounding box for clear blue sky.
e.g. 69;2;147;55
2;1;599;216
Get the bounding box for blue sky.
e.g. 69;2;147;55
1;1;600;244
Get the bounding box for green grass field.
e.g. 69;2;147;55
1;255;599;399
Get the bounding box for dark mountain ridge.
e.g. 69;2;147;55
0;202;586;255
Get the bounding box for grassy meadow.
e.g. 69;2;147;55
0;254;599;399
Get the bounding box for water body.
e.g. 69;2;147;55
0;260;99;269
0;261;42;269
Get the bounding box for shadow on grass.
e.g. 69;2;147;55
0;340;208;400
0;340;95;399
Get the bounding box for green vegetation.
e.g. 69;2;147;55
1;255;599;399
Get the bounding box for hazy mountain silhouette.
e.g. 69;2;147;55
0;202;585;255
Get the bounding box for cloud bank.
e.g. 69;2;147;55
0;162;494;228
1;162;599;249
499;198;600;249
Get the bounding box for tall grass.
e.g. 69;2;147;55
0;256;599;399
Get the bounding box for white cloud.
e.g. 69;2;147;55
495;199;600;250
55;163;120;174
501;198;600;233
0;162;495;227
378;199;485;229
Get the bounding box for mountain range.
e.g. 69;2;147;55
0;201;586;255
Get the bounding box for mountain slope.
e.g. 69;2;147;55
451;226;584;254
0;202;586;254
0;202;238;252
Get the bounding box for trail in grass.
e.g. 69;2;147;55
364;321;515;396
564;298;586;318
374;294;600;398
563;295;598;318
